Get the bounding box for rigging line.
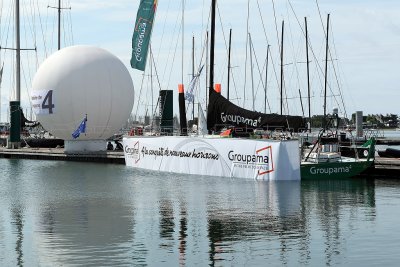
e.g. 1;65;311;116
134;72;145;117
156;0;171;60
24;0;37;96
256;0;270;45
160;1;180;85
216;5;240;105
243;0;250;108
256;0;282;110
287;0;331;111
150;46;163;93
1;0;13;54
193;34;209;105
43;0;51;56
315;0;326;38
151;50;161;121
26;0;36;43
328;23;348;118
249;36;271;113
49;1;56;50
286;2;303;115
35;0;48;59
312;12;344;117
166;22;182;92
217;2;229;78
271;0;281;54
229;49;241;106
0;0;4;55
254;1;281;111
67;1;74;46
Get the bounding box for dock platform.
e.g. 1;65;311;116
0;147;125;164
369;157;400;177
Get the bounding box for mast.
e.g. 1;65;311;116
249;33;255;111
181;0;185;85
48;0;71;50
305;17;311;132
205;31;209;111
264;45;270;114
9;0;22;148
192;35;195;121
58;0;61;50
280;20;284;115
8;0;36;148
227;28;232;101
209;0;216;96
323;14;330;129
15;0;21;103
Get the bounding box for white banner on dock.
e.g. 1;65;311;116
123;136;300;180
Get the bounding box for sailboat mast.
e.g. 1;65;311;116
265;45;270;114
9;0;22;148
16;0;21;102
323;14;330;129
305;17;311;132
58;0;61;50
192;35;195;120
249;33;255;111
209;0;216;96
227;28;232;101
280;20;284;115
205;31;209;110
181;0;185;85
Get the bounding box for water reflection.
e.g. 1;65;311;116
301;179;376;266
0;159;384;266
11;207;24;267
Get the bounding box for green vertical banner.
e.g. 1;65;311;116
131;0;158;71
9;101;21;144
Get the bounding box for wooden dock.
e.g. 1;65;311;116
368;157;400;177
0;147;125;164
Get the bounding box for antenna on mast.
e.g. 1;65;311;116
48;0;71;50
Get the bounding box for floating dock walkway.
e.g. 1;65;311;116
0;147;125;164
369;157;400;177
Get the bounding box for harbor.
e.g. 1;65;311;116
1;0;400;266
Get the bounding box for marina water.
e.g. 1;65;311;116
1;158;400;266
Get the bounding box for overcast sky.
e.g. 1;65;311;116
1;0;400;122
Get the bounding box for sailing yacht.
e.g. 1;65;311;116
123;0;303;180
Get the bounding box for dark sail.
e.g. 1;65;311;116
207;89;305;132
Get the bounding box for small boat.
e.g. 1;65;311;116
377;147;400;158
301;134;375;179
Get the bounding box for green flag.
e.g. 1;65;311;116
131;0;158;71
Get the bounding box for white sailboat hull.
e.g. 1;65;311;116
123;136;300;180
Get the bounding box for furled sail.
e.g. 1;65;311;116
207;89;305;132
130;0;158;71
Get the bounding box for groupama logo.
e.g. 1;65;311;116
228;146;274;176
124;141;140;163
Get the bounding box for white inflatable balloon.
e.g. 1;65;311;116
31;45;134;140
